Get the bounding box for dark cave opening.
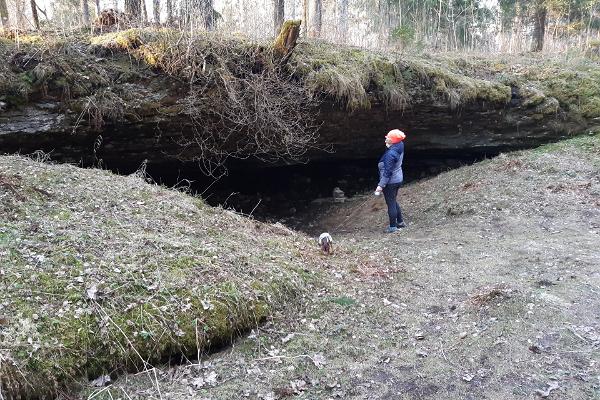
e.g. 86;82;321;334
138;148;499;227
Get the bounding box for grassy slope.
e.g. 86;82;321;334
100;133;599;399
0;156;321;399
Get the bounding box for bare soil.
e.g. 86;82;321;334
77;134;600;399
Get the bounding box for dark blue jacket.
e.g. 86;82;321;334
377;142;404;187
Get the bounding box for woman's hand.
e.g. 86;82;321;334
375;186;383;194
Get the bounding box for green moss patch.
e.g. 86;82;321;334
289;42;512;111
0;156;316;399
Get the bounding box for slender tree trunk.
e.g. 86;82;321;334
95;0;100;15
303;0;308;37
81;0;90;26
142;0;148;23
0;0;10;28
30;0;39;29
180;0;213;30
338;0;348;43
312;0;321;37
125;0;142;22
531;1;547;52
585;3;595;47
166;0;172;24
273;0;284;36
153;0;160;23
202;0;214;30
15;0;26;29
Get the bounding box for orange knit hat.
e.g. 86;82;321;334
385;129;406;144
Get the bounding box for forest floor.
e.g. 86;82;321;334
75;133;600;400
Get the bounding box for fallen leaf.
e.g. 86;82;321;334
190;376;205;389
281;333;295;343
535;380;560;398
312;353;326;368
290;379;307;393
86;285;98;300
205;371;217;385
201;299;214;311
91;375;111;387
529;345;542;354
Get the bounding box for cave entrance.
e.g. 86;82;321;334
142;148;498;230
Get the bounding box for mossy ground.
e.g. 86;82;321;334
290;42;513;111
90;133;600;400
0;156;329;399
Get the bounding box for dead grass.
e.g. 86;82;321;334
290;42;512;112
470;284;513;307
0;155;324;399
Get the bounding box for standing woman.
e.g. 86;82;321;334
375;129;406;233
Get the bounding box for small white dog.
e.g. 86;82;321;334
318;232;333;255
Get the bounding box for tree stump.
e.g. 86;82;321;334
273;19;301;61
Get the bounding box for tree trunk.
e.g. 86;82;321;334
166;0;172;24
531;2;547;52
273;19;301;60
201;0;214;30
81;0;90;26
273;0;284;36
0;0;10;28
142;0;148;23
15;0;26;29
125;0;142;22
303;0;308;37
153;0;160;23
338;0;348;43
95;0;100;15
377;0;389;46
180;0;213;30
312;0;321;37
30;0;39;29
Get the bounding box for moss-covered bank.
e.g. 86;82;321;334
0;155;318;399
2;29;600;121
1;29;600;168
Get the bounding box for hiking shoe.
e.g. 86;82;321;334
397;222;407;228
385;226;398;233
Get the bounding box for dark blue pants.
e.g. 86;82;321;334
383;183;403;227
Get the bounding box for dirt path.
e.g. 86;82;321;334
79;135;600;400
